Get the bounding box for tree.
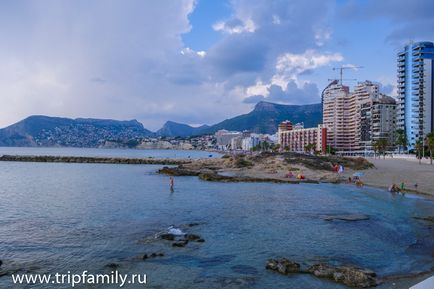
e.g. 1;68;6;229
395;129;407;154
373;139;388;159
326;145;336;155
304;143;316;154
425;132;434;165
415;139;424;165
273;144;281;152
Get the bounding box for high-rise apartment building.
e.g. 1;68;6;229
322;83;357;151
360;94;397;150
397;41;434;149
322;80;396;152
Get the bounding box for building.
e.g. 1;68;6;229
241;135;260;151
278;121;327;153
322;82;356;151
397;41;434;149
215;130;242;150
360;94;397;150
323;80;396;152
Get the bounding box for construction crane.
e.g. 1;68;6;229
331;65;363;85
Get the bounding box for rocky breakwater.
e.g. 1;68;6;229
265;258;378;288
158;166;320;184
0;155;192;165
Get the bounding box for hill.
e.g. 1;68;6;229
0;115;153;147
203;101;322;134
156;121;209;137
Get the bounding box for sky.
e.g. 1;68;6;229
0;0;433;130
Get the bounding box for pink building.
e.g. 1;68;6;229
278;121;327;154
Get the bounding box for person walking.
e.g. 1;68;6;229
169;176;174;192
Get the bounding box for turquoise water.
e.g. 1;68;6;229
0;147;220;159
0;161;433;288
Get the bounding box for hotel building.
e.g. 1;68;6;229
278;121;327;153
397;41;434;149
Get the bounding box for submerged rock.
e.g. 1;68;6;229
413;215;434;222
143;252;164;260
265;258;301;274
160;233;176;241
322;214;370;221
105;263;119;269
184;234;201;241
172;240;189;247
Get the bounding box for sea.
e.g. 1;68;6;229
0;147;433;288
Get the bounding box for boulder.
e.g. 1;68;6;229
265;258;301;274
308;263;377;288
307;263;336;278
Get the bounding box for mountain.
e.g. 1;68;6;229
0;115;153;147
156;121;210;137
0;101;323;147
203;101;322;134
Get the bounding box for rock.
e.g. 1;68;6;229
160;233;176;241
105;263;119;269
307;263;377;288
307;263;336;278
265;258;301;274
413;216;434;222
187;223;200;227
322;214;370;221
266;258;378;288
143;252;164;260
336;266;377;288
172;240;189;247
197;238;205;243
184;234;201;241
0;260;2;267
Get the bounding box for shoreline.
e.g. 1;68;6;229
2;153;434;198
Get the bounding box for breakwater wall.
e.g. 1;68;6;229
0;155;192;165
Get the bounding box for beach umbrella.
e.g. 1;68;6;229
353;172;365;177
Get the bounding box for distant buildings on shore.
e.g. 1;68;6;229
208;41;434;155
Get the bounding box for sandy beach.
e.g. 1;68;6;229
351;157;434;197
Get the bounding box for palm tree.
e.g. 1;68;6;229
304;143;315;154
373;139;388;159
415;139;424;165
425;132;434;165
395;129;407;154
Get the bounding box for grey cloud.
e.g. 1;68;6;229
339;0;434;44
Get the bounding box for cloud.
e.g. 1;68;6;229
243;81;320;105
243;94;265;104
0;0;341;130
213;18;256;34
339;0;434;44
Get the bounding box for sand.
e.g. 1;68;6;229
349;157;434;197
